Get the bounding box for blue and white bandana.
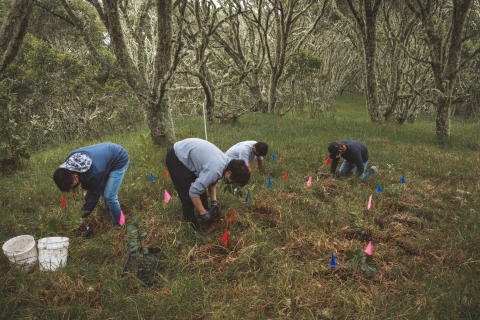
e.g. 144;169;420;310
59;153;92;173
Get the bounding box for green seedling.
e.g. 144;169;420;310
347;208;365;235
224;183;255;199
126;213;149;257
343;248;378;275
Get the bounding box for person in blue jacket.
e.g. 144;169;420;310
328;140;377;179
166;138;250;228
53;142;130;229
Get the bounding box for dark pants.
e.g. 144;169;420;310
165;148;208;225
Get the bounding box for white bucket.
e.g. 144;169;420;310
37;237;69;271
2;235;38;273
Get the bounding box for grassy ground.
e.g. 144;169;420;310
0;93;479;319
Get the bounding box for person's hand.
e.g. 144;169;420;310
209;200;218;214
359;173;367;179
83;190;89;203
77;219;94;238
200;210;214;227
209;201;219;219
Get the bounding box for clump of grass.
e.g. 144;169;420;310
0;94;479;319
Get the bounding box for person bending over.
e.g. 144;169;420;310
166;138;250;228
328;140;377;179
53;142;129;229
225;141;268;171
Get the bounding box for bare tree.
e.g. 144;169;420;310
405;0;480;140
0;0;35;75
339;0;382;122
242;0;329;114
214;0;268;113
378;1;430;123
57;0;187;145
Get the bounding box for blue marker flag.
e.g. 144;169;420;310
150;173;154;182
268;176;272;189
245;189;250;203
400;176;406;184
271;152;275;161
330;252;337;270
377;184;382;194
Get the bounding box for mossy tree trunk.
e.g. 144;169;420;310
0;0;35;75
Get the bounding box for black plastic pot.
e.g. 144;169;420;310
121;247;162;287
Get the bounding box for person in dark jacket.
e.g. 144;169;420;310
328;140;377;179
53;142;130;228
166;138;250;228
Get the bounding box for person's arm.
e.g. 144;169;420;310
80;178;101;217
191;197;207;214
330;158;339;175
208;185;217;202
257;159;264;171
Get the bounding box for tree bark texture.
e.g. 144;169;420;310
407;0;473;140
0;0;35;75
346;0;382;122
100;0;176;145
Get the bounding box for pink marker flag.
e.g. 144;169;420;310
164;190;171;203
367;195;372;210
306;176;312;186
119;210;125;226
365;241;373;255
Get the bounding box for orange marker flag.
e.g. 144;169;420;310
283;171;289;180
325;157;331;165
229;211;235;223
61;195;67;208
222;229;229;246
163;170;168;178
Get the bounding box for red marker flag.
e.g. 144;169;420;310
325;157;331;165
163;170;168;178
61;195;67;208
229;211;235;223
283;171;289;180
222;229;229;246
247;164;252;172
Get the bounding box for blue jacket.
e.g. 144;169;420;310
64;143;129;215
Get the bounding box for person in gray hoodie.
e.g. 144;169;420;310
166;138;250;228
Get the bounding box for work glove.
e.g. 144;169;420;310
329;173;336;178
77;222;94;238
209;200;218;216
359;173;367;179
199;210;214;227
78;218;93;238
